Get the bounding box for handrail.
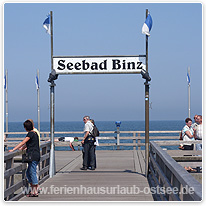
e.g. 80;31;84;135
6;130;202;152
4;150;26;161
4;130;181;135
4;141;51;201
4;131;202;201
6;130;200;151
149;141;202;201
5;136;181;141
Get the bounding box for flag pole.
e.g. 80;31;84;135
188;67;191;118
49;11;56;178
145;9;150;177
37;69;40;132
5;69;8;136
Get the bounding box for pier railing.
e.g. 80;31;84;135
149;141;202;201
4;131;202;201
4;142;51;201
4;130;183;150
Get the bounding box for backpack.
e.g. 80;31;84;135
91;125;100;137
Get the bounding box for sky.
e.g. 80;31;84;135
2;1;203;123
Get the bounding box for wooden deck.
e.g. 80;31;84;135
20;150;154;201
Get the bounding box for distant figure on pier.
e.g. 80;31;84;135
90;119;99;147
182;118;195;150
81;116;96;170
54;137;78;151
195;115;202;151
89;119;99;168
4;134;7;151
9;120;40;197
178;131;184;150
181;117;196;172
191;114;199;131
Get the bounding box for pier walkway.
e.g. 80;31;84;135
20;150;153;201
5;131;202;201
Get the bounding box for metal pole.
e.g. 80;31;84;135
50;11;53;73
145;9;150;177
49;82;56;177
188;67;191;118
117;126;120;150
37;69;40;132
5;69;8;135
49;11;56;177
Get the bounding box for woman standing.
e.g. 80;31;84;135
182;117;196;172
182;118;195;150
9;120;40;197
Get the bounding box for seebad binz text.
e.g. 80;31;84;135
56;59;143;71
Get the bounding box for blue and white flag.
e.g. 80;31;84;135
142;13;153;36
43;14;50;35
187;71;190;86
35;75;39;90
4;75;6;89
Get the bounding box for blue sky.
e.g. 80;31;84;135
3;2;203;122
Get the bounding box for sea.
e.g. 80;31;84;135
5;120;185;151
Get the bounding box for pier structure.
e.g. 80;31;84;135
4;130;202;201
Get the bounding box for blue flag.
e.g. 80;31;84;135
187;72;190;85
35;75;39;90
43;14;50;35
142;13;153;36
4;75;6;89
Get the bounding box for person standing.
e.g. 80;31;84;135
182;118;196;172
191;115;199;131
195;115;202;151
9;120;40;197
81;116;95;170
182;117;195;150
90;119;99;168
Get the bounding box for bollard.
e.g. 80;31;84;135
115;121;121;150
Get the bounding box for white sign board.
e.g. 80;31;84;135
53;56;145;74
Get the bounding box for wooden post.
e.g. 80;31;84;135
5;157;14;200
42;146;47;178
22;157;28;193
138;132;141;150
133;132;136;150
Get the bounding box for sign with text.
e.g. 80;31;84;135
53;56;145;74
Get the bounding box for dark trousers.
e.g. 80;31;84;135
83;141;95;168
82;147;97;168
183;144;194;150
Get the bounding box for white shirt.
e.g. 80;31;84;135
182;125;194;146
84;121;93;134
64;137;74;143
94;137;99;146
191;122;199;130
196;124;202;140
